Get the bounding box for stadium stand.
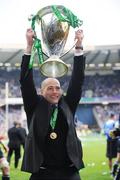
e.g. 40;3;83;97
0;44;120;134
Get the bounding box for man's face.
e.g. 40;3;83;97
40;78;62;104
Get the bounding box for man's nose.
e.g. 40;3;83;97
52;88;58;93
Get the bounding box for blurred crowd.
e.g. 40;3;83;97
0;69;120;98
0;69;120;137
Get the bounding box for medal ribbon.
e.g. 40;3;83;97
50;107;58;130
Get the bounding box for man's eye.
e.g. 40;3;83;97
48;87;53;90
56;87;60;90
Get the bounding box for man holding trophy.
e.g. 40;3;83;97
20;5;85;180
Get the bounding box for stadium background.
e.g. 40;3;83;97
0;1;120;179
0;44;120;136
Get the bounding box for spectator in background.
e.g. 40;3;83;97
7;121;23;168
109;114;120;179
0;136;10;180
103;113;117;171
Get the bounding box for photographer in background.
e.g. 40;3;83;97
110;114;120;179
103;113;118;171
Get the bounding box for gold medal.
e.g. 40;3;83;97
50;132;57;139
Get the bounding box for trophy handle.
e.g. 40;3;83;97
42;51;49;58
60;40;77;58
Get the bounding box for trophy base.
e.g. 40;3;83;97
39;56;68;77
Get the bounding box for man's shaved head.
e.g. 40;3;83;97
41;78;60;91
40;78;62;104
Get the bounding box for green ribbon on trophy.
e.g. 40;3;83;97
29;15;44;69
51;5;83;28
28;5;83;71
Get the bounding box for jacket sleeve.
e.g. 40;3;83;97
65;55;85;114
20;55;38;118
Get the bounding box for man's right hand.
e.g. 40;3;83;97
75;29;84;48
25;28;35;54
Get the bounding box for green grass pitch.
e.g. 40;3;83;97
0;134;114;180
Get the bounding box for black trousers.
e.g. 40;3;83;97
7;147;21;168
2;176;10;180
29;166;81;180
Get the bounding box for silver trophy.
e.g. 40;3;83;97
29;5;82;77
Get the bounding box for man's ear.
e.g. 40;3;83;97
60;88;63;95
39;89;42;95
